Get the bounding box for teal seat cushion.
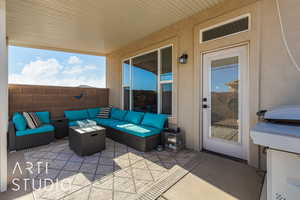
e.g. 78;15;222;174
124;111;144;124
35;111;50;124
12;112;27;131
115;123;161;137
87;108;101;119
111;108;127;121
141;113;168;130
68;121;78;127
16;124;54;136
64;109;89;121
94;118;126;127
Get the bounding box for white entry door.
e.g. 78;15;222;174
202;45;248;159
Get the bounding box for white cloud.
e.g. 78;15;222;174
9;58;105;88
68;56;82;64
62;65;97;75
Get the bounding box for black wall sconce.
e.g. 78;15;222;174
178;54;188;64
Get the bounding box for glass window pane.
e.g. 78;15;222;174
123;86;130;110
210;56;239;142
160;47;172;81
132;51;158;113
161;83;172;115
122;60;130;86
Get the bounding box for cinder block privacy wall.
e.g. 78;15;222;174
8;84;109;119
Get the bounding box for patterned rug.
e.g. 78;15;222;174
8;138;197;200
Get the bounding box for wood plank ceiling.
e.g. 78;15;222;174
7;0;224;55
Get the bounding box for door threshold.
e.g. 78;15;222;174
202;149;247;164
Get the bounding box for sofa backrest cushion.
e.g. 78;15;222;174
124;111;144;124
111;108;127;121
64;109;89;121
35;111;50;124
141;113;168;130
12;112;27;131
87;107;101;119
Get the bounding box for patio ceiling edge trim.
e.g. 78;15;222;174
8;41;107;56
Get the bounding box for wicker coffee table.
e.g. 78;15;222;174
69;125;106;156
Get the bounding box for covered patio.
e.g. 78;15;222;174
1;0;300;199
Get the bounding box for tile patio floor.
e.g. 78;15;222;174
3;138;197;200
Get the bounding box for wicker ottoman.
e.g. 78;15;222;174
69;125;106;156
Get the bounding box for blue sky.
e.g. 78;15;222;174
212;64;238;92
8;46;106;88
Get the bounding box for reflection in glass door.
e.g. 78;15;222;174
203;45;248;159
211;56;239;142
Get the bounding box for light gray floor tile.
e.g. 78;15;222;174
93;175;113;190
101;151;115;158
132;168;153;181
83;156;99;164
69;155;84;163
63;186;91;200
114;176;136;193
79;163;97;174
99;157;114;166
43;152;59;160
56;170;78;184
96;165;114;175
89;187;113;200
48;160;67;170
63;161;82;171
72;172;94;186
56;153;73;161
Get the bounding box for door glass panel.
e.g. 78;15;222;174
132;51;158;113
210;56;239;142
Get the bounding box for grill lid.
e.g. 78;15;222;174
263;105;300;122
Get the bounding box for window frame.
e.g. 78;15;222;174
199;14;251;43
121;44;173;115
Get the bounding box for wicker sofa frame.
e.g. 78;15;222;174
8;121;55;151
103;125;160;152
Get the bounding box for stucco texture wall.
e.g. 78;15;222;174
260;0;300;109
106;0;300;167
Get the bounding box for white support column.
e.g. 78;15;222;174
0;0;8;193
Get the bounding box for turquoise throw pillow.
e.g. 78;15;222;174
35;111;50;124
12;112;27;131
141;113;168;130
124;111;144;124
111;108;127;120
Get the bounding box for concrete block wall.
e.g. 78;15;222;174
9;84;109;119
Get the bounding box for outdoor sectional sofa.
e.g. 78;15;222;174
64;107;167;152
8;112;55;151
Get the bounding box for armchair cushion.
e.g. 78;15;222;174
12;113;27;131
